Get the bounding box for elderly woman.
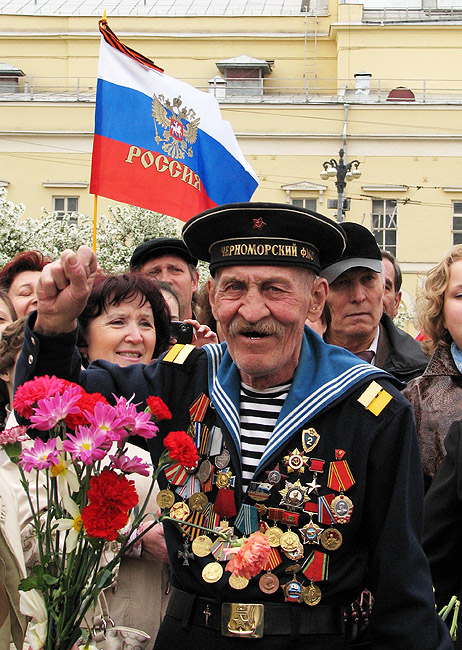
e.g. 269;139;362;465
403;244;462;491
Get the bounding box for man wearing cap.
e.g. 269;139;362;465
15;203;450;649
130;238;199;320
322;222;428;384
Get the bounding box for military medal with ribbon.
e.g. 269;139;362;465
327;449;355;524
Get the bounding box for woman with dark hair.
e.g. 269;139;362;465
0;251;52;318
77;273;171;366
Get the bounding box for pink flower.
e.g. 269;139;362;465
13;375;67;418
225;531;271;580
113;396;158;440
62;425;108;465
109;454;151;476
19;438;59;472
30;385;82;431
84;402;126;443
0;425;28;446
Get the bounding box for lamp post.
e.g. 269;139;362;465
320;148;361;222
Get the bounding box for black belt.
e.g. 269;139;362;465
166;588;345;637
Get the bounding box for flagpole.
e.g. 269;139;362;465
93;194;98;253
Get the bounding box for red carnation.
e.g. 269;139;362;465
164;430;198;468
65;391;109;429
81;469;138;541
13;375;67;418
146;396;172;422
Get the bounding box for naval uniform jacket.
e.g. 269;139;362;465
14;314;451;650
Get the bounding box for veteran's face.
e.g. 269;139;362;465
209;265;326;389
140;255;198;320
325;267;384;354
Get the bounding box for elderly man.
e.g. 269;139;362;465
15;203;450;649
322;222;428;384
381;249;402;320
130;237;199;320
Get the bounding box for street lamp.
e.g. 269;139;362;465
320;148;361;222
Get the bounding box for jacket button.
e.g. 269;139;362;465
28;354;34;364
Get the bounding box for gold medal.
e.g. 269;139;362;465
189;491;208;512
191;534;213;557
280;530;300;552
302;582;322;606
202;561;224;584
320;527;343;551
216;469;232;488
229;574;249;590
169;501;191;521
156;488;175;509
264;525;283;547
259;571;279;594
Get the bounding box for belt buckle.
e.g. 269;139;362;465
221;603;264;638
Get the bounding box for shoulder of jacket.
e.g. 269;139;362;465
160;344;204;372
356;379;395;417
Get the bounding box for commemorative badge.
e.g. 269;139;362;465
302;427;320;453
320;527;343;551
282;577;304;603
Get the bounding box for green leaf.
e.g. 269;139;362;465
18;576;40;591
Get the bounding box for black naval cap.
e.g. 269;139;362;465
182;202;346;276
320;222;382;284
130;237;198;269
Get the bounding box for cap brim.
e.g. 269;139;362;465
321;257;383;284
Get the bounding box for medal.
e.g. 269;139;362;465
169;501;191;521
279;479;310;510
265;525;283;547
192;534;213;557
265;463;288;486
178;539;194;566
282;576;303;603
282;448;309;474
283;543;304;561
197;459;212;483
215;447;230;469
320;527;343;551
330;494;354;524
303;581;322;606
189;491;208;512
215;468;234;489
300;520;323;545
229;574;249;590
259;571;280;594
247;482;272;502
202;562;224;584
156;488;175;509
280;530;300;553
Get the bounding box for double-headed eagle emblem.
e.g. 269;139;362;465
152;94;199;159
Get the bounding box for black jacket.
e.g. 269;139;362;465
378;313;429;385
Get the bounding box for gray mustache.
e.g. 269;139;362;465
227;316;284;339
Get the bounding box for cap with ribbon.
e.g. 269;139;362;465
182;202;345;276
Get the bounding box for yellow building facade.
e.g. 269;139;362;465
1;0;462;326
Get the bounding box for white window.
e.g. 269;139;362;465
371;199;397;256
54;196;78;223
452;202;462;245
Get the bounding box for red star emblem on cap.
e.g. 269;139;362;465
253;217;266;231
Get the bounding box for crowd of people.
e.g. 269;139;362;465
2;203;462;649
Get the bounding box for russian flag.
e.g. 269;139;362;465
90;20;259;222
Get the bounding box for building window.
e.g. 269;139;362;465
54;196;78;223
371;199;397;256
292;198;317;212
453;203;462;245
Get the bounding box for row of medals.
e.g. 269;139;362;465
156;442;349;607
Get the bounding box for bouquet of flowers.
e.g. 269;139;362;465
1;375;202;650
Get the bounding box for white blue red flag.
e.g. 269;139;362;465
90;20;259;222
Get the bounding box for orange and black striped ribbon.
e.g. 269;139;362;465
99;18;164;73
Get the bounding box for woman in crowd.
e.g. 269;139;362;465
0;251;52;318
404;244;462;491
77;272;171;648
0;317;25;429
0;288;17;334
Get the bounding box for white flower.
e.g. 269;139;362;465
55;493;83;553
20;589;47;650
